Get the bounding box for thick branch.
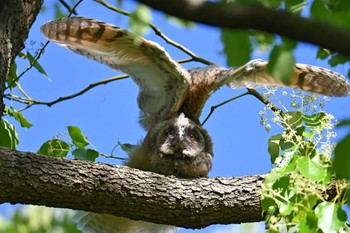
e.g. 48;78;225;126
0;146;262;228
135;0;350;57
0;146;337;228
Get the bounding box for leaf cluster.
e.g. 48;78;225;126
262;108;349;232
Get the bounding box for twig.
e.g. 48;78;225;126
59;0;78;15
14;82;32;100
8;41;50;89
247;88;284;118
6;75;128;111
201;91;250;125
94;0;214;66
201;88;285;125
99;153;128;161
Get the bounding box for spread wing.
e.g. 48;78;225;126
219;59;350;97
182;60;349;121
41;17;190;130
73;211;179;233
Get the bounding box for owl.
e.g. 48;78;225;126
41;17;350;233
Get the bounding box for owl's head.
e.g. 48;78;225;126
156;113;212;159
139;113;213;178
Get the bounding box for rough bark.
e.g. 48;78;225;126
0;0;43;119
0;146;338;228
135;0;350;57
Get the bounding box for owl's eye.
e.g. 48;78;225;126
189;133;197;141
166;129;175;137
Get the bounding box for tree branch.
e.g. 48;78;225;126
0;146;262;227
135;0;350;57
0;146;338;228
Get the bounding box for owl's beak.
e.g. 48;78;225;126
174;142;183;152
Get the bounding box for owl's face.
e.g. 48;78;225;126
143;113;213;177
127;113;213;178
154;114;209;158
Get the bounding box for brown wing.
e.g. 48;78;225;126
220;59;350;97
41;17;190;130
181;60;349;122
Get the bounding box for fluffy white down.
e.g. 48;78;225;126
73;211;179;233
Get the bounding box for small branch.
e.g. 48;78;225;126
202;91;250;125
247;88;284;118
59;0;78;15
14;81;32;100
5;75;128;111
99;153;128;161
201;89;284;125
94;0;214;65
135;0;350;57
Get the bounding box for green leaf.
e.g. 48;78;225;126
272;176;290;194
317;48;331;60
299;212;319;233
297;157;326;182
26;51;49;78
302;112;326;128
118;141;138;154
283;111;302;129
18;52;27;59
311;0;330;21
8;107;32;128
37;139;70;157
261;197;276;212
279;202;294;216
334;134;350;179
262;170;280;189
315;202;347;233
6;62;18;90
67;126;89;148
252;32;275;51
268;45;295;85
286;0;306;14
268;134;282;163
328;54;348;67
303;130;315;140
129;4;151;36
279;139;294;151
0;120;19;149
221;29;251;66
72;148;98;161
263;0;282;7
276;152;297;175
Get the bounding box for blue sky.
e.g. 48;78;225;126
2;1;350;232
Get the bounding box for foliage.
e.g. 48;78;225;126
0;206;81;233
260;89;349;233
36;126;99;161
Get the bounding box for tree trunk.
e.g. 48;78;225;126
0;0;43;118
